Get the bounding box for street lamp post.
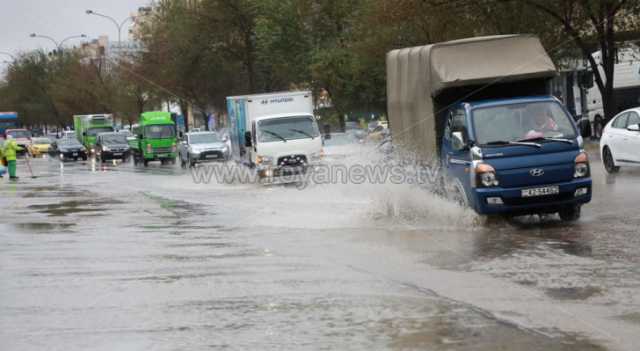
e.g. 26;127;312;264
85;10;134;50
29;33;87;52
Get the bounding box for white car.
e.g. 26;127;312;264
600;107;640;173
178;131;229;168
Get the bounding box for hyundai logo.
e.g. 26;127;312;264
529;168;545;177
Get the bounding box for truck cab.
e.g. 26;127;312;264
130;112;177;167
247;113;322;179
441;97;591;220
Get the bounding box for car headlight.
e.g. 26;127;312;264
222;146;229;154
474;163;499;187
574;152;590;178
256;155;273;166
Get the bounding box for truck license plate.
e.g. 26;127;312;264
72;152;78;156
113;153;122;156
521;186;559;198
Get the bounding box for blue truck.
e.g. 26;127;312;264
386;35;592;221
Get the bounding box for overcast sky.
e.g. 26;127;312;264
1;0;150;69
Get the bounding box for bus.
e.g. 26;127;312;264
0;112;19;138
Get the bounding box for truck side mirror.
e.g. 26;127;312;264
452;131;468;151
244;131;252;147
82;132;87;137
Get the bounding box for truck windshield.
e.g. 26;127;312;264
190;133;220;144
87;127;114;136
472;102;577;145
7;130;31;139
145;125;175;139
257;116;319;142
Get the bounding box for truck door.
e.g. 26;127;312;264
441;108;471;201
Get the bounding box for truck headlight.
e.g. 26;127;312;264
103;146;110;152
475;163;499;187
256;155;273;166
574;152;590;178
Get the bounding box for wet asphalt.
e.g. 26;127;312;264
1;141;638;350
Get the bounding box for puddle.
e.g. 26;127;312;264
27;199;121;217
13;222;76;232
616;312;640;324
545;286;603;300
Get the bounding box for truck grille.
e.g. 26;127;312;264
278;155;307;167
153;147;172;153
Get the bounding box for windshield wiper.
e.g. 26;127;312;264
262;130;287;142
518;136;574;145
484;140;542;148
288;129;314;139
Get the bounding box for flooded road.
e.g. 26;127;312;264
1;142;638;350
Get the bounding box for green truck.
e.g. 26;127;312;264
129;111;177;166
73;114;115;152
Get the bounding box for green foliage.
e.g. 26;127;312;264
3;0;640;126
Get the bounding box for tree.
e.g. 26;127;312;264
521;0;640;121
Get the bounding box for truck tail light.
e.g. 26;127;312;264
171;143;176;153
146;144;152;153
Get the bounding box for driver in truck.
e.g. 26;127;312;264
525;104;558;139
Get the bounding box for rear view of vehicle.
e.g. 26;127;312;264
130;111;177;167
95;132;131;162
179;131;229;168
28;137;52;157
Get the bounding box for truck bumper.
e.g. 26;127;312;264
258;165;309;184
472;178;592;215
144;153;176;160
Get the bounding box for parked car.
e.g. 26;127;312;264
179;131;229;168
28;137;53;157
600;107;640;173
49;137;88;161
95;132;131;162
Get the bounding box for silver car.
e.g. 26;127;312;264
179;131;229;168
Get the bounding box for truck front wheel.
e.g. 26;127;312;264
559;205;581;222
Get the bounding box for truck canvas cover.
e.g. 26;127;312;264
386;34;557;159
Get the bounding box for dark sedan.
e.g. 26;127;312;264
49;138;88;161
95;132;131;162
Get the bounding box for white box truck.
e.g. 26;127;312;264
226;91;323;182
